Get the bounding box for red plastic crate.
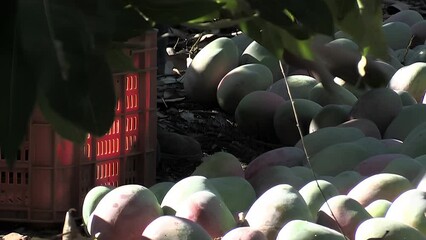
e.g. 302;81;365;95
0;30;158;223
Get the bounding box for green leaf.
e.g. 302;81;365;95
106;48;138;74
132;0;224;24
0;0;37;167
283;0;334;36
239;17;314;60
37;94;87;144
19;1;116;137
247;0;310;39
324;0;389;60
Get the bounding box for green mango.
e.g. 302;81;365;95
191;151;244;178
149;181;175;204
142;215;212;240
82;185;114;227
382;22;412;50
389;62;426;102
208;176;256;215
385;189;426;235
161;175;222;215
400;122;426;157
384;104;426;140
276;220;346;240
365;199;392;218
355;217;425;240
299;180;339;220
347;173;413;207
295;126;365;157
217;63;273;113
246;184;313;240
183;37;239;105
273;99;322;146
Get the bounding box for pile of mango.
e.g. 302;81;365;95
82;144;426;240
81;9;426;240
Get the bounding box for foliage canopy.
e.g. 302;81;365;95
1;0;389;166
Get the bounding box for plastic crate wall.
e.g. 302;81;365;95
0;30;158;223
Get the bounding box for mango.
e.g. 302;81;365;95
380;139;403;153
393;48;415;64
244;146;306;180
309;82;358;106
291;166;316;183
405;45;426;65
295;126;365;157
160;175;221;215
142;215;212;240
329;171;365;195
347;173;413;207
191;151;244;178
247;165;306;196
351;136;388;156
385;189;426;234
267;75;318;100
231;33;253;57
316;195;372;240
208;176;256;216
415;154;426;166
309;140;378;176
299;180;339;220
389;62;426;102
382;21;412;50
175;190;236;238
309;105;352;133
82;185;113;227
355;153;412;176
183;37;239;104
222;227;267;240
326;38;359;53
273;99;322;146
365;199;392;218
411;21;426;47
384;9;424;27
381;157;426;185
240;41;284;81
400;122;426;157
355;217;425;240
217;63;273;113
395;90;418;106
276;220;346;240
88;184;163;240
148;181;175;204
235;90;285;143
157;130;202;156
349;88;403;135
245;184;313;240
338;119;382;139
384;104;426;140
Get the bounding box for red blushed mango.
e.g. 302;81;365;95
347;173;413;207
142;215;212;240
355;153;411;176
175;190;236;239
316;195;372;240
244;146;306;180
88;184;163;240
222;227;267;240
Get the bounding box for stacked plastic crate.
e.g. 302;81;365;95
0;30;158;223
